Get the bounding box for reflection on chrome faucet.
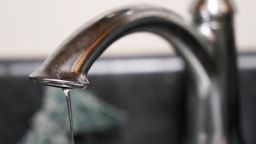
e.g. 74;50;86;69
29;0;243;143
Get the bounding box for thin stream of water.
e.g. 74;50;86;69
63;89;75;144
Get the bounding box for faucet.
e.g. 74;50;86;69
29;0;243;143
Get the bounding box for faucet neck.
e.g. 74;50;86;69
191;0;244;143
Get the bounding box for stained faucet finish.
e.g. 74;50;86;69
29;0;242;143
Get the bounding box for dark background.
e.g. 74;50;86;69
0;54;255;144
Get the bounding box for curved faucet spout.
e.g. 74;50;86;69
29;6;213;89
29;5;234;144
28;3;244;143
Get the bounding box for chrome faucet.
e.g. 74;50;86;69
29;0;243;143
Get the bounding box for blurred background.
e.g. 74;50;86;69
0;0;256;144
0;0;256;59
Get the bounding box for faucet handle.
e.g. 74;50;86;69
190;0;236;22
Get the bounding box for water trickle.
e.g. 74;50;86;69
63;89;75;144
